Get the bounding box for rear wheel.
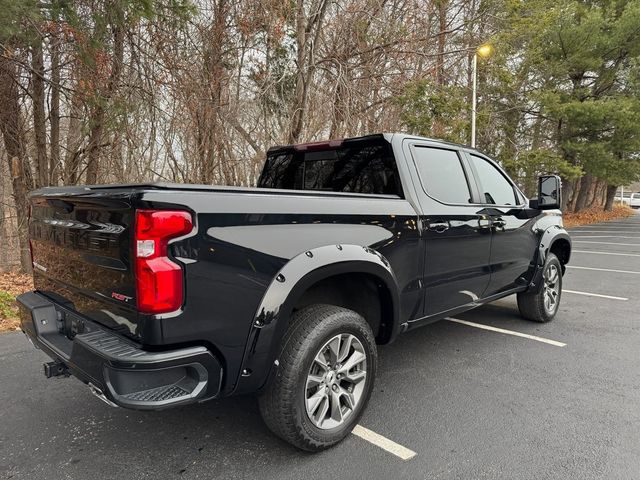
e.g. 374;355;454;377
258;304;377;451
517;252;562;323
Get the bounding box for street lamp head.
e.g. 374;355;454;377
477;44;493;58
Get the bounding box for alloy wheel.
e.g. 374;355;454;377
304;333;367;430
543;263;560;314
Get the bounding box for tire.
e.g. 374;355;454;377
258;304;377;451
517;252;563;323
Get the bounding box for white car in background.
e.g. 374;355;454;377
615;192;640;208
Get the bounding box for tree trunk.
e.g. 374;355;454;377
0;160;8;272
585;176;600;209
288;0;330;143
288;1;310;144
86;21;125;184
595;179;607;208
573;175;593;212
64;86;84;184
432;0;448;137
50;26;61;185
435;0;447;87
0;55;33;272
561;177;574;211
604;184;617;211
31;41;48;188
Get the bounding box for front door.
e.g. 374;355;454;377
408;143;493;316
465;152;538;295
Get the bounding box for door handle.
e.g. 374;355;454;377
427;221;450;233
478;218;492;229
492;217;507;228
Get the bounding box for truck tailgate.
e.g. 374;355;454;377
28;188;142;339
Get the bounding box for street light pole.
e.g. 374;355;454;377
471;52;478;148
470;44;492;149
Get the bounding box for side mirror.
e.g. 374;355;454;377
530;175;562;210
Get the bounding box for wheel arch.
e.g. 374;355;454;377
549;237;571;272
231;244;400;395
528;227;571;293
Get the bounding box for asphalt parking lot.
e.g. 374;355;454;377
2;213;639;480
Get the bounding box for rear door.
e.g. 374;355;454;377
407;142;492;316
464;152;538;296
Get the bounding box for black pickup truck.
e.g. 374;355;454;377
18;133;571;451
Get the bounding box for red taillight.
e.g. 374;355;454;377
134;210;193;314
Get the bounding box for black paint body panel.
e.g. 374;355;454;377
25;133;571;399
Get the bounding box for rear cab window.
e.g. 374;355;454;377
258;137;403;196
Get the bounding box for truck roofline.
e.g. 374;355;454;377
266;132;475;155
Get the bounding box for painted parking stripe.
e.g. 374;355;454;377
573;241;640;246
571;235;640;239
568;265;640;275
352;425;417;460
570;230;640;233
573;249;640;257
564;289;628;301
446;318;566;347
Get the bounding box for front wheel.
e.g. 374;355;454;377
517;252;563;323
258;304;377;451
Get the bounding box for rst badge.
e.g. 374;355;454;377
111;292;133;302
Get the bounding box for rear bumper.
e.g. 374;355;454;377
17;291;223;410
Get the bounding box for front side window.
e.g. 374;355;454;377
469;154;518;206
412;146;472;204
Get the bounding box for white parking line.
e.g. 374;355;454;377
568;265;640;275
573;241;640;246
447;318;566;347
564;289;628;301
573;249;640;257
573;224;640;227
352;425;417;460
570;230;640;233
571;236;640;239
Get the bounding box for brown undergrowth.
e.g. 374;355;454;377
563;205;636;228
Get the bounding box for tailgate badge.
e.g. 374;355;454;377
111;292;133;302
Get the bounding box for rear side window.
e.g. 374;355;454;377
258;140;402;195
412;146;472;204
468;154;518;206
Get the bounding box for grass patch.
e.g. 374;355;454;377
0;272;33;333
0;291;19;331
563;205;636;228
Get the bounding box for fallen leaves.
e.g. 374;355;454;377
563;205;636;228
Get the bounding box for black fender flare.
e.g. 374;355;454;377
528;225;572;293
230;244;400;395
